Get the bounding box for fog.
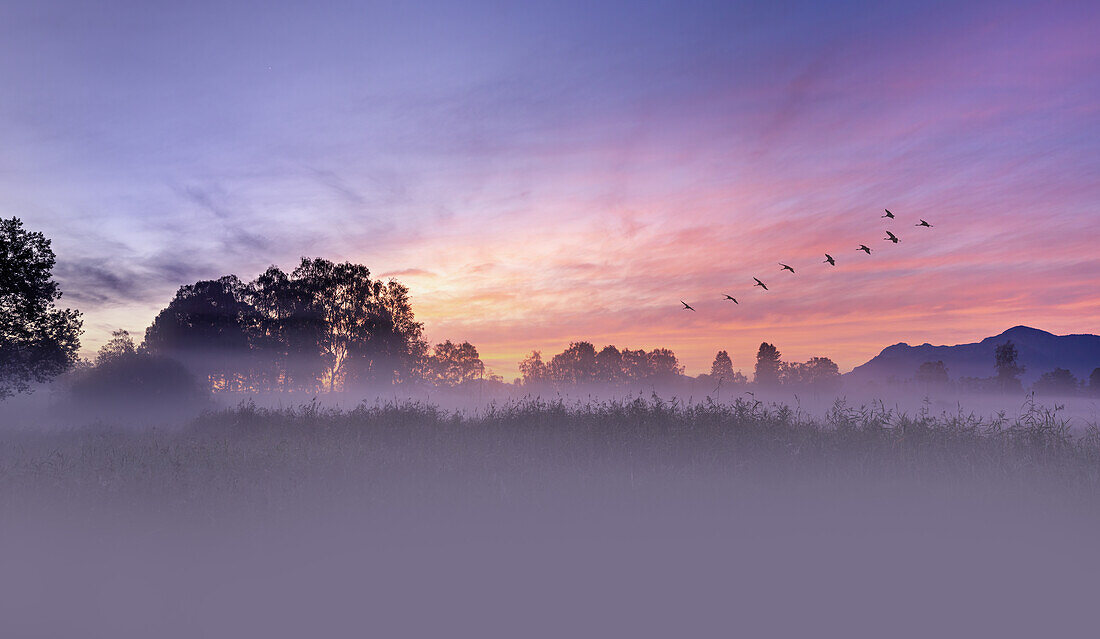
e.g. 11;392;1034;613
2;383;1100;637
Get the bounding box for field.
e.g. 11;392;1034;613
2;395;1100;637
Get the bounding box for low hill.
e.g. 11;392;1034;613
846;326;1100;386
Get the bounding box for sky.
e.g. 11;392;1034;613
1;0;1098;379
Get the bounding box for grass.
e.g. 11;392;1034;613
2;394;1099;521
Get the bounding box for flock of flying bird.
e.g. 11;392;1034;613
680;209;934;311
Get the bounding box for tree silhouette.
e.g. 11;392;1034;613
994;340;1024;393
246;265;326;391
70;328;202;406
710;351;734;380
345;279;428;385
780;357;840;389
144;275;256;391
595;345;624;384
0;217;83;399
647;348;685;381
1033;368;1077;396
145;258;428;392
754;342;782;386
427;340;484;386
549;341;598;384
519;350;549;386
915;361;949;386
96;329;137;365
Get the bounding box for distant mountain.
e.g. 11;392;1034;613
846;326;1100;387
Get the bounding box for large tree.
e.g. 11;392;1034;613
144;275;257;391
145;258;428;392
754;342;782;386
994;340;1024;393
0;217;83;399
518;350;549;386
710;351;734;380
245;265;326;391
915;361;949;386
292;259;427;389
427;340;484;386
595;345;624;384
549;341;598;385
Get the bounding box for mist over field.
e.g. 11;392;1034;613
4;387;1100;638
4;0;1100;636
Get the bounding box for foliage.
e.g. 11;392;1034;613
144;258;428;392
994;340;1025;393
68;329;203;405
780;356;841;389
521;342;685;386
427;340;485;386
0;217;83;399
1033;368;1078;396
753;342;782;386
710;350;734;379
915;360;949;386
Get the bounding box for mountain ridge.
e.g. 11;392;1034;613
846;326;1100;386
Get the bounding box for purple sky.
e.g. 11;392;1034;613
2;0;1098;378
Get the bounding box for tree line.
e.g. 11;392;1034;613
513;340;841;391
5;217;1095;401
912;341;1100;396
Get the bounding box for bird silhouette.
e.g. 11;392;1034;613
824;253;835;266
884;230;899;244
723;294;739;304
753;277;768;290
858;245;872;254
882;209;895;219
779;263;795;273
916;219;933;227
681;300;696;311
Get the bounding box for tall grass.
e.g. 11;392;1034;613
2;395;1098;520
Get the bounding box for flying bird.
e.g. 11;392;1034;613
916;219;933;227
753;277;768;290
884;230;899;244
858;245;872;254
681;300;696;311
779;263;795;273
882;209;895;219
824;254;835;266
723;295;739;304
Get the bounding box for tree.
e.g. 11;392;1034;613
144;275;256;391
710;351;734;380
1090;368;1100;397
1033;368;1078;396
70;346;202;407
96;329;137;366
803;357;840;389
292;259;427;389
595;345;623;384
145;259;428;392
519;350;549;386
915;361;949;386
994;340;1024;393
291;258;379;391
620;348;652;382
549;341;598;385
245;265;326;391
647;348;684;381
0;217;83;399
779;357;839;389
754;342;782;386
344;279;428;385
427;340;484;386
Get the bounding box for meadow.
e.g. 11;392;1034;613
3;395;1100;638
